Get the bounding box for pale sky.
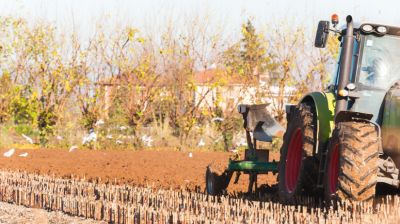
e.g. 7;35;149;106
0;0;399;38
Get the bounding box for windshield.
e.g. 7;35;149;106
358;35;400;89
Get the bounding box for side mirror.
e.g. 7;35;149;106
315;21;330;48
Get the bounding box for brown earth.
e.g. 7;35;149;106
0;148;278;193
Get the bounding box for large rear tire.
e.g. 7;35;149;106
278;103;318;203
324;122;379;201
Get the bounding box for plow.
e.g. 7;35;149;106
206;14;400;202
206;104;283;195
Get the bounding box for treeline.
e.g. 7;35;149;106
0;16;337;149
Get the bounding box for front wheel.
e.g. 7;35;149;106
324;122;379;202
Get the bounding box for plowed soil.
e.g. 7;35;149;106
0;148;278;193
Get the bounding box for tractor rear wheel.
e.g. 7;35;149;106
324;122;379;201
278;103;318;203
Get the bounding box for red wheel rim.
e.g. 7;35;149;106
285;128;303;193
328;144;340;194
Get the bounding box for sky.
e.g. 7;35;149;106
0;0;399;39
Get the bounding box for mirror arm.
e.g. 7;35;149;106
329;28;341;35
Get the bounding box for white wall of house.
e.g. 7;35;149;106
194;84;295;111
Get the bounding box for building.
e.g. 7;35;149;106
98;69;296;119
193;69;295;112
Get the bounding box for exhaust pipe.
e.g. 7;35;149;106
335;15;354;117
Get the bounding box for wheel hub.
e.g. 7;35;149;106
328;144;340;194
285;128;303;193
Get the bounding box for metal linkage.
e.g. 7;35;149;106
378;155;400;188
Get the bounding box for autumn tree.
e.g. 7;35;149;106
157;28;199;145
0;72;12;123
214;20;273;150
0;18;82;145
265;24;308;122
223;20;272;85
9;86;39;135
74;25;109;132
152;15;227;146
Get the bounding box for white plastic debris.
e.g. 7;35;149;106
56;135;63;140
22;134;33;144
116;140;123;144
141;135;153;147
106;134;113;139
95;119;105;126
3;148;15;158
69;145;78;152
197;138;205;147
119;126;127;131
211;117;224;122
189;152;193;158
18;152;28;157
82;129;97;145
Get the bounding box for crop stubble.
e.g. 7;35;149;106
0;149;398;223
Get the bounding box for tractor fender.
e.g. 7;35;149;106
335;110;383;153
299;92;336;146
335;110;373;123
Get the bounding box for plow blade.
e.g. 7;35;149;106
238;104;285;142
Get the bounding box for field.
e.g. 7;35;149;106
0;148;278;193
0;148;399;223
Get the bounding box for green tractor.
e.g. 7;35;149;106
206;15;400;202
279;14;400;202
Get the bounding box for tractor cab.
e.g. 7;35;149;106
353;32;400;124
317;17;400;123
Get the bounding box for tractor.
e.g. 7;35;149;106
206;15;400;202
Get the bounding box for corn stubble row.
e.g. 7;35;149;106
0;171;398;224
